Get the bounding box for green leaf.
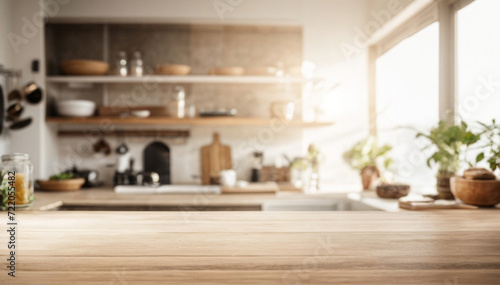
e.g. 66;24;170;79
50;172;74;180
383;158;394;169
488;157;497;171
343;137;392;171
476;152;485;163
461;121;468;129
427;156;434;168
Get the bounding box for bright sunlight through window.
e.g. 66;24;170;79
375;22;439;192
456;0;500;124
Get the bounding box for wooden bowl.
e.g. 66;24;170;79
376;183;410;199
210;66;245;76
37;178;85;191
61;60;109;75
154;64;191;75
450;177;500;206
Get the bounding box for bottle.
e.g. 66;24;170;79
130;51;143;77
115;142;129;173
170;86;186;118
126;158;137;185
114;142;129;186
116;51;128;76
250;152;263;182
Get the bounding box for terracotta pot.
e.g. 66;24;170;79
450;177;500;206
360;166;379;190
436;173;455;200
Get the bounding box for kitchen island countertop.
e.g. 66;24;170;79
28;187;500;212
29;187;377;211
1;211;499;284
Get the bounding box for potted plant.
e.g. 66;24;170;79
416;121;480;199
473;119;500;171
290;144;323;193
450;119;500;206
343;137;393;190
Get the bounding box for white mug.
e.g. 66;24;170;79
219;170;236;187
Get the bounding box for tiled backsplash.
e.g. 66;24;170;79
46;23;302;75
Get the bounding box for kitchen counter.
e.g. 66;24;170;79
1;211;499;284
30;187;388;211
28;188;500;212
31;187;280;210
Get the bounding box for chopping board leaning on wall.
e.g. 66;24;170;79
201;133;232;185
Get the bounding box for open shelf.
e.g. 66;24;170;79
46;75;306;84
46;116;334;127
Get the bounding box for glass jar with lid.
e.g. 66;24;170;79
130;51;144;77
1;153;34;209
116;51;128;76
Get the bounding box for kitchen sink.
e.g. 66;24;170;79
53;204;261;211
50;199;381;211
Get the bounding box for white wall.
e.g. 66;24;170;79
0;0;13;67
369;0;414;12
0;0;14;155
55;0;302;23
1;0;51;178
2;0;413;188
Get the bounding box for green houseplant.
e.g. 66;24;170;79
472;119;500;171
343;137;393;190
416;121;480;199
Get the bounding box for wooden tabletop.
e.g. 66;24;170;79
1;211;499;284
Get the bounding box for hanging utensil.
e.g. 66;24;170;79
9;117;32;130
7;76;22;101
23;81;43;104
21;60;43;104
6;102;23;121
116;139;129;154
93;135;111;156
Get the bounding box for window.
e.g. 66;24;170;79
375;22;439;190
456;0;500;124
367;0;500;191
363;0;500;194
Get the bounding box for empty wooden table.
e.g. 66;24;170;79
1;211;499;284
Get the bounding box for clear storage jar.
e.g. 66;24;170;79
1;153;34;209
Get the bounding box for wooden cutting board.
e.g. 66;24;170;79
201;133;232;185
398;198;478;210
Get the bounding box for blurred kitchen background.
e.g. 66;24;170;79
0;0;498;193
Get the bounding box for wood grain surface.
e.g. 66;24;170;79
0;211;499;284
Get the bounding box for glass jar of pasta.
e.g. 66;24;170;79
1;153;34;209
